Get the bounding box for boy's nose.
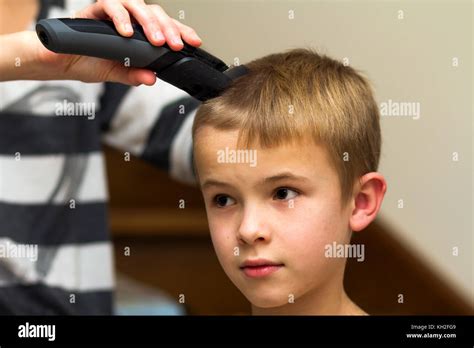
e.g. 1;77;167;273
237;206;271;245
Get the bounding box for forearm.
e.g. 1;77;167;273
0;31;45;81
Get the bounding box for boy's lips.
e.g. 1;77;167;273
239;258;284;278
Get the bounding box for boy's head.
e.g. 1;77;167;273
192;49;387;312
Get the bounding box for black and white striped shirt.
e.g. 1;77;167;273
0;0;200;315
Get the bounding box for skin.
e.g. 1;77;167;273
0;0;202;84
194;126;387;315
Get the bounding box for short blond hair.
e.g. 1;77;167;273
193;48;381;207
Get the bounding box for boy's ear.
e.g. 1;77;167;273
349;172;387;232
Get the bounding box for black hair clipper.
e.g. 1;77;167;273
36;18;248;101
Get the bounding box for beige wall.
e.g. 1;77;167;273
153;0;473;304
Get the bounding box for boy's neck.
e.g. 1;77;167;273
251;275;366;315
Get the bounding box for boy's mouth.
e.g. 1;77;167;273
239;259;284;278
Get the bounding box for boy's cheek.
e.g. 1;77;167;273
283;227;346;292
209;224;238;265
211;235;243;286
282;212;347;266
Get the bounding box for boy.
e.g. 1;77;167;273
192;49;387;315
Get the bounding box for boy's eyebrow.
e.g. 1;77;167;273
201;172;310;190
261;172;310;185
201;179;233;190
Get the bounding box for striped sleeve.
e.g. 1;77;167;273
100;79;201;185
0;79;114;315
0;0;200;316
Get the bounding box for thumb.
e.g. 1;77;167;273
102;63;157;86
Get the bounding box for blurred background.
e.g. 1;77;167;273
107;0;472;315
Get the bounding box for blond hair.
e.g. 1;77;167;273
192;48;381;207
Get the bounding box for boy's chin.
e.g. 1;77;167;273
243;291;291;309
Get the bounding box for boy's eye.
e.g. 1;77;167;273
213;194;235;207
273;187;298;201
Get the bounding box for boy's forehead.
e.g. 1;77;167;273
194;125;240;149
194;125;333;182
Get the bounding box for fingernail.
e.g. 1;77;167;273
154;31;165;42
124;23;133;34
172;36;183;46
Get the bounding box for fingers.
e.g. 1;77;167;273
122;0;168;47
76;0;203;51
99;0;134;37
171;18;202;47
74;0;133;37
73;2;104;19
146;4;184;50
